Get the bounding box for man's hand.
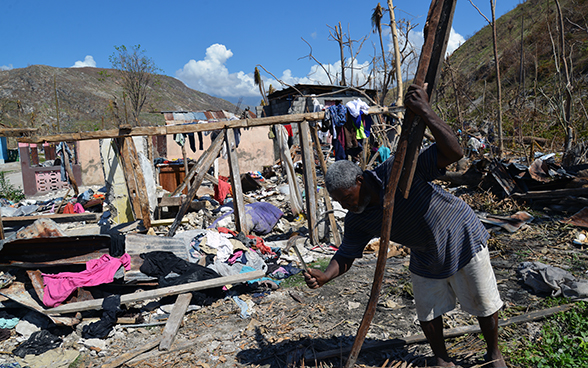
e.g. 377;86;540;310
304;268;329;289
404;83;432;118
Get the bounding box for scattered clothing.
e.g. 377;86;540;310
82;295;120;339
13;330;62;358
518;261;588;298
42;254;131;307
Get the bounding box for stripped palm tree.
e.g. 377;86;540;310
372;3;389;104
254;67;269;106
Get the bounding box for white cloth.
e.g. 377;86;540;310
205;230;234;262
345;98;369;118
276;125;304;216
411;246;503;321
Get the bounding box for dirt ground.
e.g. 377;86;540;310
0;165;586;368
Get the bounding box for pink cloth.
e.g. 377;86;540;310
73;203;85;213
42;253;131;308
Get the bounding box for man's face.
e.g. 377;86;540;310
330;176;371;214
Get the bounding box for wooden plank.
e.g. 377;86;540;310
397;0;457;198
2;213;99;227
181;144;190;192
298;121;318;245
170;133;225;197
344;1;457;367
511;187;588;200
62;143;79;196
101;339;161;368
44;269;265;315
159;293;193;350
113;138;141;223
121;137;152;229
166;130;225;237
225;128;248;235
309;124;341;247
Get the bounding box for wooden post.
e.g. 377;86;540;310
309;124;341;247
181;144;190;192
224;128;248;235
159;293;192;350
117;137;152;229
298;121;318;245
397;0;457;198
344;1;457;366
62;143;79;196
170;133;226;197
166;131;225;237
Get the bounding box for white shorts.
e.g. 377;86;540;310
410;246;503;322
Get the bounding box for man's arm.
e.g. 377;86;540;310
304;253;354;289
404;84;463;168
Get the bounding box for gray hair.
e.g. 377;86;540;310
325;160;363;193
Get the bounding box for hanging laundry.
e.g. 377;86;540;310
214;176;232;203
328;104;347;127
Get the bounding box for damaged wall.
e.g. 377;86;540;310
164;126;275;175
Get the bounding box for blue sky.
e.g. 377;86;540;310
1;0;521;107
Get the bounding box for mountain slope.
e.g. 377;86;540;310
436;0;588;146
0;65;236;134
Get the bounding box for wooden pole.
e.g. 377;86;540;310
344;1;457;366
309;124;341;247
398;0;457;198
166;130;225;237
181;143;190;193
298;121;318;245
170;131;226;197
224;128;248;235
62;143;79;196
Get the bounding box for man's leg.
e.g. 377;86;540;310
420;316;454;367
478;311;506;367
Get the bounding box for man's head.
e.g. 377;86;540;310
325;160;372;214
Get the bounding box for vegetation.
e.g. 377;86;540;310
106;44;160;126
0;171;25;202
505;301;588;367
436;0;588;162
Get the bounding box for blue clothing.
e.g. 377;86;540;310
336;144;488;279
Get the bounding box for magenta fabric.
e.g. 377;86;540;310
42;253;131;308
73;203;85;213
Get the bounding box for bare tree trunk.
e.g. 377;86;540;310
336;22;346;86
491;0;504;158
387;0;404;112
555;0;574;156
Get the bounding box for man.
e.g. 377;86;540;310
304;84;506;368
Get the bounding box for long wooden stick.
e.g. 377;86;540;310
166;130;225;237
344;1;457;366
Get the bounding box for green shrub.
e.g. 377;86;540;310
0;171;25;202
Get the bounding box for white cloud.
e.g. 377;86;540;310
0;64;13;71
176;44;258;98
447;28;466;56
71;55;96;68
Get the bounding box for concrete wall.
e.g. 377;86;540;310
78;140;105;186
165;126;275;176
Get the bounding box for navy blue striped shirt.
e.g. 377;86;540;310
336;144;488;279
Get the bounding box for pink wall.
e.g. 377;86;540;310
165;127;276;175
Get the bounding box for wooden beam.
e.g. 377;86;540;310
101;339;161;368
122;137;152;229
170;131;225;197
397;0;457;198
344;1;457;366
45;269;265;315
225;128;248;235
62;143;79;196
166;130;225;237
2;213;99;227
181;144;190;192
298;121;318;245
159;293;192;351
309;125;341;247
